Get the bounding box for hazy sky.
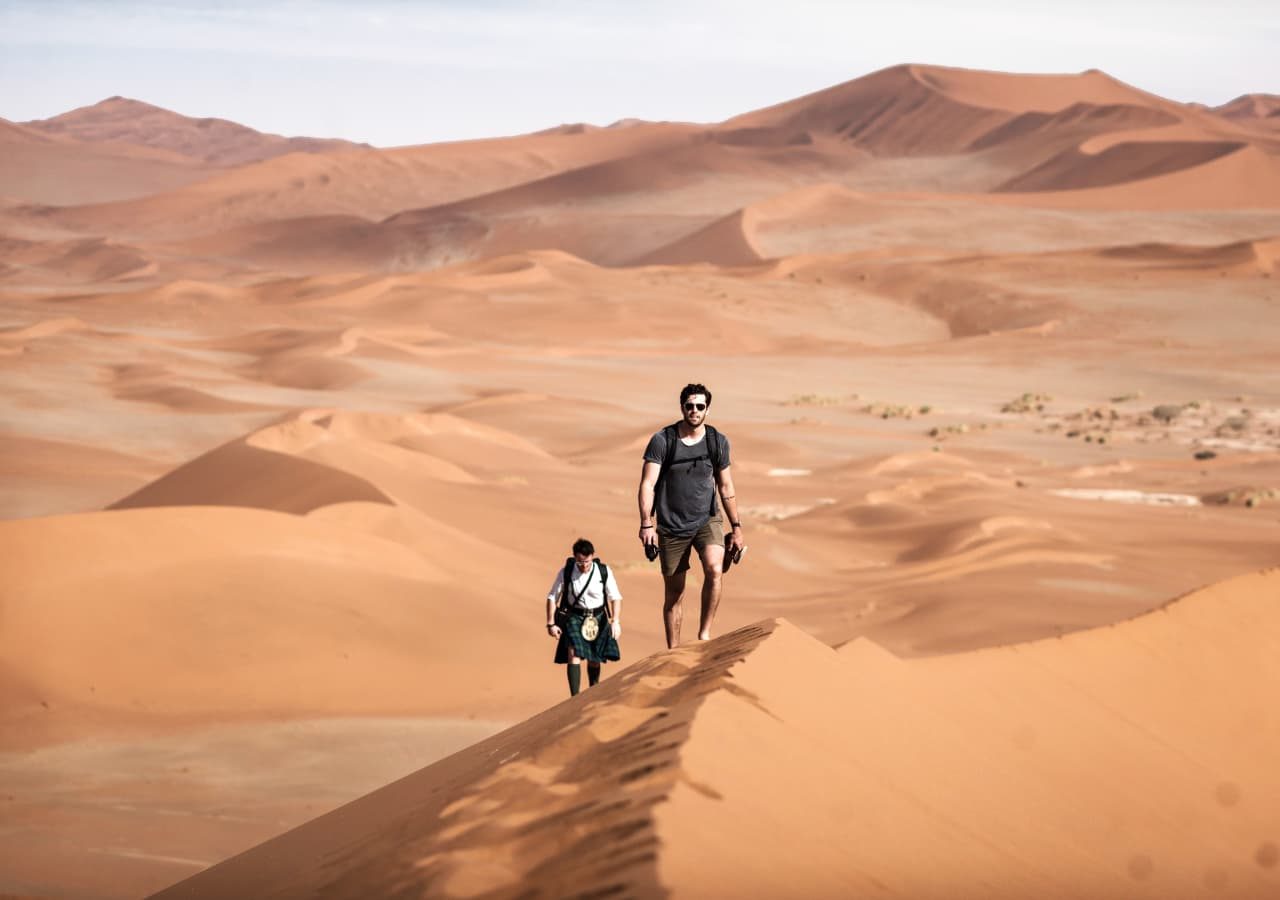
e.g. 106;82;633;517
1;0;1276;147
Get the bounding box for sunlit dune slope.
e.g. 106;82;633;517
22;96;368;165
0;404;610;743
154;569;1280;898
0;505;500;725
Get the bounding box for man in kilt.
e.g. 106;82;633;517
545;538;622;696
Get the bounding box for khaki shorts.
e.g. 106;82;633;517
657;517;725;577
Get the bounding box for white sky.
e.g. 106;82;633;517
1;0;1276;147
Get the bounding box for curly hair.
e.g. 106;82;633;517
679;383;712;407
571;537;595;557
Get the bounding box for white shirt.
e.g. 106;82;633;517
546;561;622;610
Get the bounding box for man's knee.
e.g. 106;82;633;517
663;573;687;601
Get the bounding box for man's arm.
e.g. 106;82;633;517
545;572;563;637
546;595;560;637
606;571;622;636
716;466;744;552
637;460;660;547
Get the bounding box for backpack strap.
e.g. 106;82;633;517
557;557;575;611
596;561;613;625
705;424;723;471
655;422;724;520
654;422;681;504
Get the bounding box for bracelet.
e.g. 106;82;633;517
639;524;654;529
730;521;741;528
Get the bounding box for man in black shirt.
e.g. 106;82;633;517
637;383;745;648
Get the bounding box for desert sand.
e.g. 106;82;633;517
1;63;1278;898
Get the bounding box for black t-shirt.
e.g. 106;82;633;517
643;428;731;537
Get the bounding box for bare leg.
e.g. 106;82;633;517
697;544;725;641
662;569;688;649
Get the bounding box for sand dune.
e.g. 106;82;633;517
0;506;490;729
14;63;1273;277
968;101;1179;153
997;139;1247;192
633;207;765;266
154;568;1280;898
1213;94;1280;132
0;116;57;145
723;64;1171;156
106;409;530;513
992;143;1280;208
23;96;368;166
1098;236;1280;273
39;122;703;238
0;235;155;281
5;62;1280;900
0;120;213;205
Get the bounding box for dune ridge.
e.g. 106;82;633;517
154;568;1280;898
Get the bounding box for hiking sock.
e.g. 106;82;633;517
587;662;602;686
567;664;582;696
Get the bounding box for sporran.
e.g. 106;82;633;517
579;611;600;641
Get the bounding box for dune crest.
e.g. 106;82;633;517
155;568;1280;898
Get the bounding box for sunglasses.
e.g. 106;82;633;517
683;402;707;411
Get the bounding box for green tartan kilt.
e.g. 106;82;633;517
554;607;621;664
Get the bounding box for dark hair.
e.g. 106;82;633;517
572;538;595;557
680;383;712;407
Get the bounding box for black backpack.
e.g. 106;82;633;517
655;422;725;518
557;557;611;614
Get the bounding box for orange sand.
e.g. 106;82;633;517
1;63;1278;899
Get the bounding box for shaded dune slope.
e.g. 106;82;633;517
993;144;1280;208
632;207;765;266
156;569;1280;898
997;140;1247;192
108;434;395;515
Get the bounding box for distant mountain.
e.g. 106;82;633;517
0;112;216;205
1211;93;1280;131
718;63;1175;156
0;116;57;145
22;97;370;166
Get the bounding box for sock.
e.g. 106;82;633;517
567;664;582;696
587;662;602;686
